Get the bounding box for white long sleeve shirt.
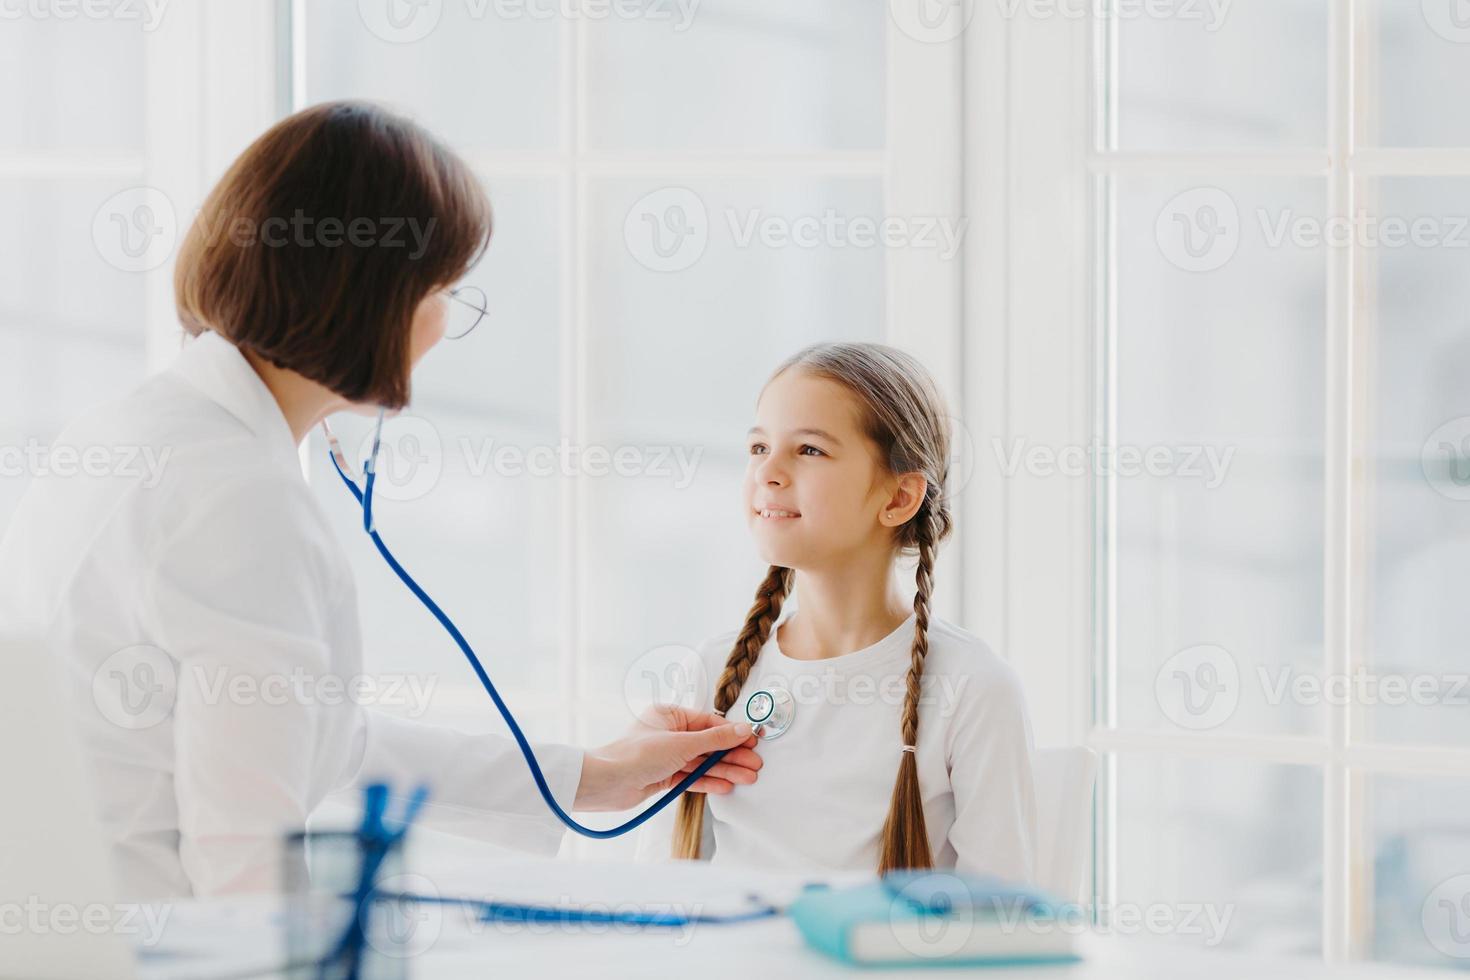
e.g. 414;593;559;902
637;599;1038;884
0;330;582;900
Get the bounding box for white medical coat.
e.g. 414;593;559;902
0;330;583;900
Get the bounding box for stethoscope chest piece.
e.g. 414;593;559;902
744;687;795;740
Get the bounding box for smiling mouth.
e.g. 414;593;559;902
755;508;801;520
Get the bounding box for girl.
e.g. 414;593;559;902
649;342;1037;881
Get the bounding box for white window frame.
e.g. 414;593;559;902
973;0;1470;964
143;2;283;373
960;6;1094;749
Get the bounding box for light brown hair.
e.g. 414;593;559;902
174;100;491;409
672;342;955;873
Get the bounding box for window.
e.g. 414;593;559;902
0;4;292;534
18;8;1460;959
1081;0;1470;966
0;15;150;524
287;0;964;853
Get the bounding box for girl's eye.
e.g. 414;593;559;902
749;444;768;456
799;445;826;457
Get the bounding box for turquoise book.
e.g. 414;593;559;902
789;872;1083;968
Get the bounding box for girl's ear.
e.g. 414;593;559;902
879;473;928;527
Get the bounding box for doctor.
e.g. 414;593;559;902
0;101;761;900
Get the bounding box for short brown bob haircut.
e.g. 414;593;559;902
174;100;491;410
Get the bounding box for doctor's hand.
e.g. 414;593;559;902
572;705;763;812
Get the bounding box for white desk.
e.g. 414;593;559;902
138;856;1452;980
415;922;1452;980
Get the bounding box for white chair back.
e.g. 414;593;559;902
1032;746;1098;901
0;633;136;979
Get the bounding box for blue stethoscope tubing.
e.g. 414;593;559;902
324;411;729;840
375;891;780;927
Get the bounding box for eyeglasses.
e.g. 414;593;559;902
445;285;488;340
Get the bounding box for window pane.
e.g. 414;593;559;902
585;0;885;151
0;17;145;153
585;465;767;698
0;326;147;530
585;177;886;438
0;176;150;529
1363;0;1470;148
306;179;563;715
0;179;147;347
582;176;886;693
305;0;562;149
1111;0;1326;151
1113;754;1321;954
307;410;564;734
1364;178;1470;746
1111;177;1325;737
416;178;561;420
1368;773;1470;969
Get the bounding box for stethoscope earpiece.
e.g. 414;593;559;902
744;687;795;740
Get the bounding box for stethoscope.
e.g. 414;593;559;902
742;687;796;740
321;409;794;839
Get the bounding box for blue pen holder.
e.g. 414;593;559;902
282;828;422;980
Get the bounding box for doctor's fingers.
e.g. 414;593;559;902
677;757;760;787
669;721;756;761
648;773;735;796
679;745;762;776
685;774;737;795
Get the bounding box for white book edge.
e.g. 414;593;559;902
848;917;1080;964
